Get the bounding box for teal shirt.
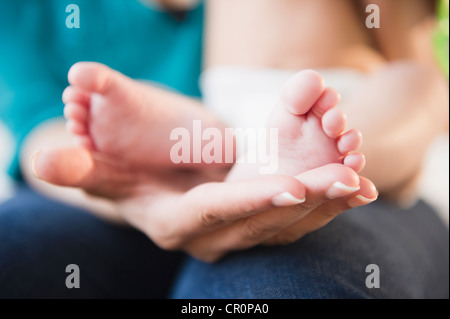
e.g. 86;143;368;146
0;0;204;180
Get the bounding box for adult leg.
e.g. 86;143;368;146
171;200;449;299
0;184;185;298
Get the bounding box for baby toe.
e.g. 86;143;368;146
343;152;366;173
72;135;95;150
66;119;87;135
322;107;346;138
64;102;88;123
281;70;325;115
311;87;340;118
337;129;363;154
62;86;91;105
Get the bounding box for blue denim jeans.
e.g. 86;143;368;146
0;185;448;298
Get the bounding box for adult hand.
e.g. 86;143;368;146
33;147;377;262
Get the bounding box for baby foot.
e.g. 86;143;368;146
63;62;172;167
63;62;227;169
226;70;365;181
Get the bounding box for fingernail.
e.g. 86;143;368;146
348;194;378;208
327;181;360;199
355;194;378;203
272;192;306;207
30;150;41;179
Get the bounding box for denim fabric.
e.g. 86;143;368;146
0;185;185;298
172;200;449;299
0;185;448;298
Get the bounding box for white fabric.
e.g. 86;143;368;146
200;65;449;225
201;66;366;129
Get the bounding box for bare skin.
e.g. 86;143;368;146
64;63;364;183
24;0;446;260
226;70;364;181
33;65;376;261
63;62;233;169
33;146;376;261
204;0;449;202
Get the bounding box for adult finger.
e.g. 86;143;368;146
262;176;378;245
32;147;139;198
183;164;361;262
119;174;307;251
